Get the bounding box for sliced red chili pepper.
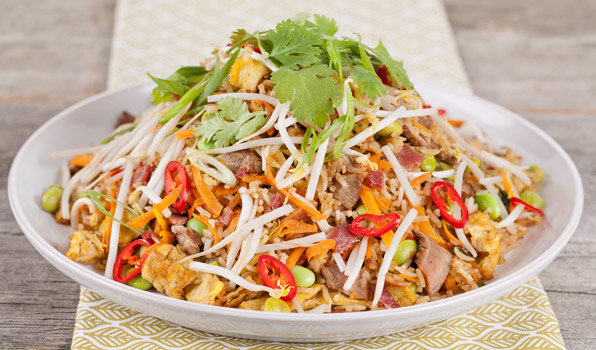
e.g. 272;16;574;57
430;181;469;229
258;254;296;301
375;64;390;86
349;213;400;237
113;235;154;283
510;197;545;216
164;161;190;213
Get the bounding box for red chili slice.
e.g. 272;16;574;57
258;254;297;301
510;197;544;216
164;161;190;213
113;236;154;283
349;213;400;237
430;181;469;229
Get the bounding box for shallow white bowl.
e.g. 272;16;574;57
8;82;583;342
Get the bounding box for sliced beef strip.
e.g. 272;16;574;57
220;207;235;225
268;194;283;212
131;164;152;188
415;231;452;295
395;144;426;171
402;118;459;166
218;150;262;174
366;170;385;189
171;225;202;255
166;214;188;226
320;262;369;300
115;111;136;128
327;223;360;255
332;174;362;209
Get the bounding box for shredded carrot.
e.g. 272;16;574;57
191;166;223;217
188;197;204;219
444;274;457;291
285;247;306;269
266;162;326;221
412;206;449;249
447;119;464;127
127;185;182;230
274;219;318;238
152;209;175;243
197;215;219;244
400;273;418;283
241;175;268;184
411;171;433;188
360;185;394;247
254;99;275;114
411;120;432;134
442;219;462;246
266;127;275;136
365;241;373;260
368;153;392;170
71;154;93;168
375;194;391;211
305;239;336;262
229;192;241;210
227;213;240;235
102;204;116;247
175;129;195;139
499;170;515;198
213;185;240;196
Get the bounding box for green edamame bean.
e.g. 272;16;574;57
196;137;215;151
355;204;367;216
263;297;291;313
126;275;153;290
529;165;545;184
186;218;207;237
393;239;418;265
437;160;453;171
209;261;220;266
420;155;437;171
76;191;89;199
474;194;501;219
377;121;403;138
41;185;63;213
124;268;153;290
520;190;545;210
409;283;418;294
290;265;315;288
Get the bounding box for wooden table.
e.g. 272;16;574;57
1;1;594;348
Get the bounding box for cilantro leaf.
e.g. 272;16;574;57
371;40;412;90
266;20;323;69
313;14;338;36
351;65;386;100
271;64;341;128
194;97;267;148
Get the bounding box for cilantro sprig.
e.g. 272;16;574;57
147;14;415;161
194;97;267;148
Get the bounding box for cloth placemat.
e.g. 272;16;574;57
72;0;565;348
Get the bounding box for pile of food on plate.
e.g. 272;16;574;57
43;14;546;313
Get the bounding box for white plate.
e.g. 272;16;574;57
8;82;583;342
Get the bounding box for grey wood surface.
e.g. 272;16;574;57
1;0;594;348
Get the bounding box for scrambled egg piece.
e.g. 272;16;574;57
295;284;328;311
331;292;371;308
141;244;223;304
185;272;225;305
465;211;500;279
229;53;270;92
239;296;268;310
386;285;416;307
96;210;139;248
66;230;106;264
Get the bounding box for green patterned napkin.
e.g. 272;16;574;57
71;0;565;348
